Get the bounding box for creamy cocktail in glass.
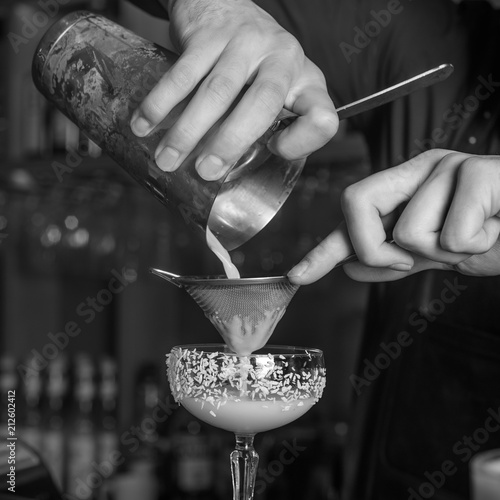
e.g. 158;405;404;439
167;344;326;500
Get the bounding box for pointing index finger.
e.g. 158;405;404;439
288;222;354;284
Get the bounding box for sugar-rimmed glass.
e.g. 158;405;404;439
167;344;326;500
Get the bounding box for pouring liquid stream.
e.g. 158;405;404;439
206;227;240;279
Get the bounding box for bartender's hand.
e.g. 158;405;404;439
288;149;500;284
130;0;338;180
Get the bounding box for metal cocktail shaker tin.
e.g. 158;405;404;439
32;11;305;250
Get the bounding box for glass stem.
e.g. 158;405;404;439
231;433;259;500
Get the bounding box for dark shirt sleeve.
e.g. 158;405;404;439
125;0;168;19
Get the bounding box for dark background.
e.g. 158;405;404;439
0;1;372;499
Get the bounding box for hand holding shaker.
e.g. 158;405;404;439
32;11;305;250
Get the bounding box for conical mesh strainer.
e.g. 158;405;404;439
150;268;299;354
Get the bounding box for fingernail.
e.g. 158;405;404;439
130;116;152;137
156;146;180;172
288;261;309;278
197;155;225;180
389;263;413;271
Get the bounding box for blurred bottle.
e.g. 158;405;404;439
109;363;161;500
166;405;219;500
0;189;8;349
7;0;47;159
66;354;98;500
97;357;119;456
110;460;159;500
133;363;161;446
0;354;18;425
42;356;69;491
96;357;120;492
6;0;90;160
18;357;43;452
0;13;8;160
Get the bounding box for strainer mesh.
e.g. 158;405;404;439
183;281;299;322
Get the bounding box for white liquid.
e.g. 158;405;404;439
206;227;240;279
182;397;316;434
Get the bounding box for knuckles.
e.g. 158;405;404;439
205;73;238;106
439;232;470;254
416;148;453;165
440;230;490;255
273;110;338;160
168;62;197;94
139;63;197;123
140;97;168;124
215;128;251;156
340;182;367;215
391;225;422;254
168;120;200;150
253;79;287;116
456;155;490;181
277;34;304;61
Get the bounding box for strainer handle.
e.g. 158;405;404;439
149;268;183;287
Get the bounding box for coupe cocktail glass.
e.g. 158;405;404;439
167;344;326;500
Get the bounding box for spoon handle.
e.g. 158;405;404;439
276;64;453;124
336;63;454;120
